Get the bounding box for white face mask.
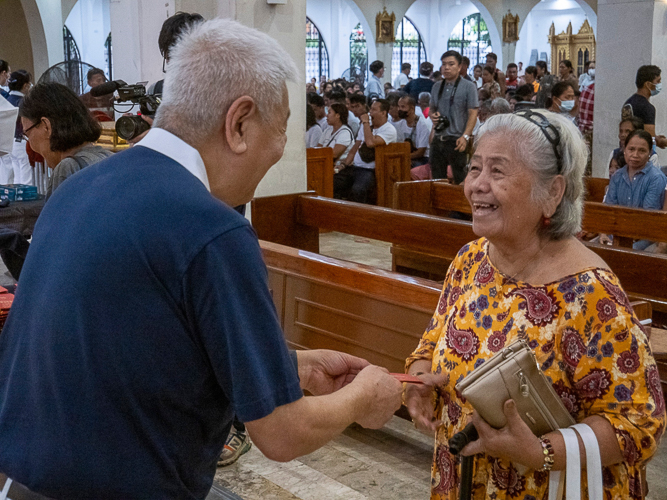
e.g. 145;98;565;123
559;100;575;112
651;83;662;97
588;69;595;78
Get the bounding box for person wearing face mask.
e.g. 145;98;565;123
395;95;431;167
579;60;595;91
623;65;667;149
547;81;576;122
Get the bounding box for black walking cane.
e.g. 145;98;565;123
448;422;479;500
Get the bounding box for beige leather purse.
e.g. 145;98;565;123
455;339;575;436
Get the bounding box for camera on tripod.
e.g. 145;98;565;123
90;80;161;142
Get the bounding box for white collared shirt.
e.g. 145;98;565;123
135;127;210;192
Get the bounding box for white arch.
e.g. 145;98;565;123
406;0;501;67
306;0;376;79
20;0;64;79
515;0;597;71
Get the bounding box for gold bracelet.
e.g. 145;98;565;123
539;436;555;471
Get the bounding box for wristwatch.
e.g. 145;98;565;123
463;134;470;140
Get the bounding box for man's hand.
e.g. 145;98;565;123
359;113;370;125
126;115;154;145
599;233;612;245
297;349;369;396
655;135;667;149
455;135;468;152
349;365;403;429
460;400;542;470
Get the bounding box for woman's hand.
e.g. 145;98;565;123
460;400;543;470
404;365;448;433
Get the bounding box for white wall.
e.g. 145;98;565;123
306;0;373;80
405;0;501;68
65;0;111;83
514;0;591;70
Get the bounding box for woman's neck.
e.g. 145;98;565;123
51;143;92;168
332;123;342;133
488;234;559;283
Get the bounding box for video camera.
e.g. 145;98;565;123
90;80;161;142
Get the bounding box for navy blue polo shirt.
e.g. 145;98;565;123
0;146;303;499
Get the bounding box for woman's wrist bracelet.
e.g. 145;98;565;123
539;436;555;471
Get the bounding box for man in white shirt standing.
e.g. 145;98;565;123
396;95;431;167
365;61;386;100
393;63;411;90
334;99;397;203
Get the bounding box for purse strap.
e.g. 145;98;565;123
0;477;12;500
572;423;603;500
549;424;603;500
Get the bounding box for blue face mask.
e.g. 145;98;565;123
651;83;662;97
559;100;575;112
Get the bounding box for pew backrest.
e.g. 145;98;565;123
306;147;334;198
585;177;609;203
375;142;411;208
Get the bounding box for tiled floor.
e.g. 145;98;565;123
209;232;667;499
212;415;667;499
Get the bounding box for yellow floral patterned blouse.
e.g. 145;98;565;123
406;238;666;500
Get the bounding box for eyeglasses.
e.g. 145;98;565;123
22;120;41;141
514;110;563;173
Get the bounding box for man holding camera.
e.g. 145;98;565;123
429;50;478;184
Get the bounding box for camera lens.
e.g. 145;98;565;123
116;116;151;142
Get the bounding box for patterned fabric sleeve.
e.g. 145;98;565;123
565;270;666;468
406;246;467;372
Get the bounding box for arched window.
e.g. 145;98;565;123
392;17;427;81
63;25;81;63
447;13;492;69
105;33;113;81
349;23;368;85
306;18;329;83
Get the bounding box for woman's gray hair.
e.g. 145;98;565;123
154;18;299;147
474;111;587;240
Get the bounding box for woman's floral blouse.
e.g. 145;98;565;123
406;238;666;500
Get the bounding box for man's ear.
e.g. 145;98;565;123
224;96;257;155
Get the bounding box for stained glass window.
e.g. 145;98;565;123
447;13;492;71
306;18;329;82
392;17;427;81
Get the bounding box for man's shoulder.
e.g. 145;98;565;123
459;78;477;92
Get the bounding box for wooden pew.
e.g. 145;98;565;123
392;180;667;248
262;240;439;373
375;142;411;208
306;147;334;198
252;193;667;401
585;176;609;203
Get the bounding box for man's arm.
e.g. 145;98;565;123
245;364;402;462
359;116;386;148
343;140;362;166
455;108;478;152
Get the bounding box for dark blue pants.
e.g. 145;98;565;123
334;166;376;204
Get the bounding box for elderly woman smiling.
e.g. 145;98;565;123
405;110;666;499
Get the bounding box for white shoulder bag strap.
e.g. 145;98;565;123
572;423;604;500
0;477;12;500
549;427;581;500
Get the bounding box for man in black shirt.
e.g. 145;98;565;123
404;61;434;101
623;65;667;148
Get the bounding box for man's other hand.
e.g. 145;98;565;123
297;349;369;396
349;365;402;429
126;115;154;145
655;135;667;149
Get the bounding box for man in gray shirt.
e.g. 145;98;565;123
364;60;385;100
429;50;479;184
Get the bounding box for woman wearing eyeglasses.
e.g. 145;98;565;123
20;83;112;200
403;110;666;499
5;70;33;185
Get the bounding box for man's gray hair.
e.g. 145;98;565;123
489;98;511;115
475;111;587;240
154;18;298;147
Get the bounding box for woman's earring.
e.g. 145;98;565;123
542;216;551;227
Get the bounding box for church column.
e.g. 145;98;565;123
592;0;667;176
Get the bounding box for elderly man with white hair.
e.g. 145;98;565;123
0;18;406;499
